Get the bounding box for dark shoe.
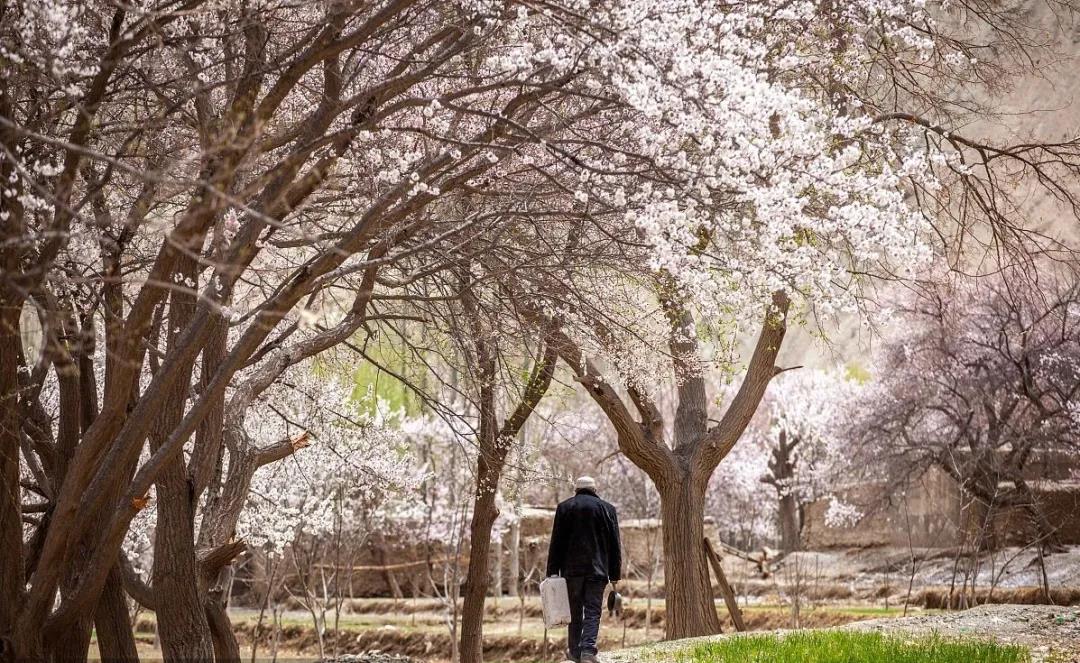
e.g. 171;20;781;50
581;654;598;663
565;649;581;663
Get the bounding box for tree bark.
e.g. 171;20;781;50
778;493;801;554
659;479;722;638
95;565;141;663
45;611;94;663
150;254;215;662
769;430;801;554
153;474;215;661
459;470;500;663
206;594;242;663
0;297;29;659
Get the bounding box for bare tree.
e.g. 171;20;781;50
848;269;1080;553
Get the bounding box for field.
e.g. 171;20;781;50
94;545;1080;662
107;597;927;662
99;602;1080;662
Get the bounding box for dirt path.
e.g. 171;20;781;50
606;605;1080;663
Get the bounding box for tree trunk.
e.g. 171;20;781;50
150;252;214;661
768;429;801;554
153;475;215;661
46;612;94;663
52;538;96;663
206;595;241;663
0;296;29;659
659;479;721;639
778;492;801;554
459;471;500;663
95;565;140;662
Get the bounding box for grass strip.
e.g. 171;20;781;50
678;630;1029;663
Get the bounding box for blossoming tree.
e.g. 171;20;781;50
4;0;1080;657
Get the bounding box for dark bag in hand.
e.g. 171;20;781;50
606;589;623;618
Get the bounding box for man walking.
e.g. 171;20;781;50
546;476;622;663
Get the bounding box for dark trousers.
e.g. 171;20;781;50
566;576;606;658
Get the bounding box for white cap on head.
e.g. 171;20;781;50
575;476;596;491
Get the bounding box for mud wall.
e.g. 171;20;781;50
803;467;967;549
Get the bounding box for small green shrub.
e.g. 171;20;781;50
679;630;1029;663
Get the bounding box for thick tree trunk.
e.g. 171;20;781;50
46;612;94;663
459;470;500;663
95;565;140;662
769;430;801;554
149;252;214;661
778;493;801;554
659;478;721;639
153;475;215;661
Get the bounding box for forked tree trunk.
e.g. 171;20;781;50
545;292;789;643
658;478;721;638
456;319;555;663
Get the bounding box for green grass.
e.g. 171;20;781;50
679;631;1029;663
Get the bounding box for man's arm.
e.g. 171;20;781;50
546;505;566;577
606;504;622;583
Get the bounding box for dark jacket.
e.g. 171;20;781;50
546;488;622;581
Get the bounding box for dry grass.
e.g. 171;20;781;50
233;621;565;661
617;605;860;631
916;586;1080;609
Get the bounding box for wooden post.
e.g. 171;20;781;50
704;538;746;632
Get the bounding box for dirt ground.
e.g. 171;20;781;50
112;545;1080;662
219;597;873;661
607;605;1080;663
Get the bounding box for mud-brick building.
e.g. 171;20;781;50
803;451;1080;549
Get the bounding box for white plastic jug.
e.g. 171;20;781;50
539;576;572;628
